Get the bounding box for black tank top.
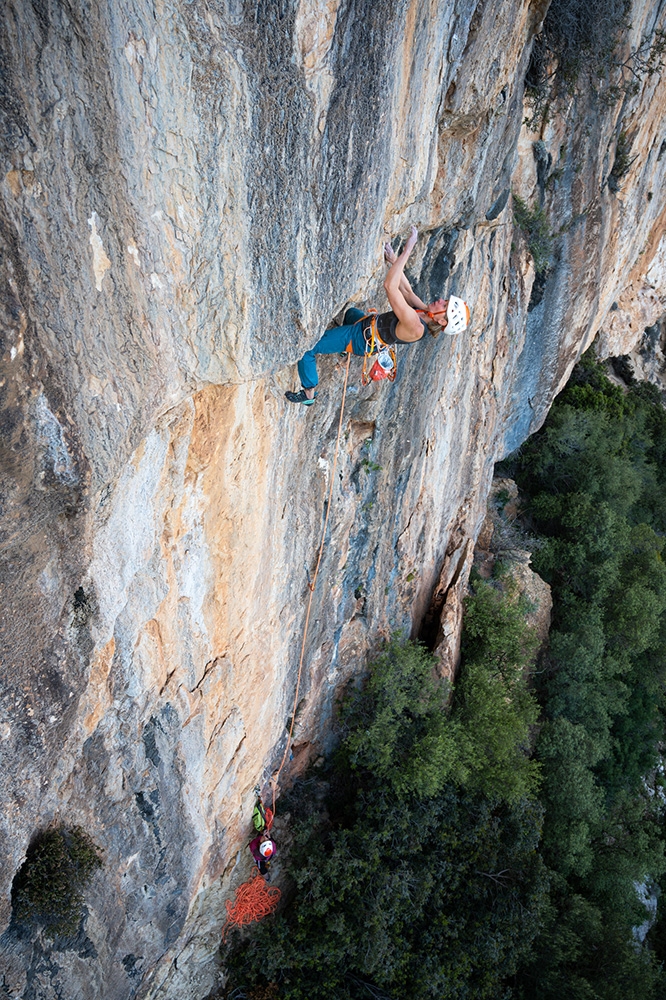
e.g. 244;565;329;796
373;311;428;344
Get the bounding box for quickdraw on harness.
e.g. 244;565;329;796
357;310;397;386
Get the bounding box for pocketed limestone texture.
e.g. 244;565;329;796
1;0;666;997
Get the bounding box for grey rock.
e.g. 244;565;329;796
485;188;510;221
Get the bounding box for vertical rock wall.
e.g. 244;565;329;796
1;0;665;997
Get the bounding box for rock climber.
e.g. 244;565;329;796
249;831;276;877
285;225;470;405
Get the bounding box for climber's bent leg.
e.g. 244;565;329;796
297;322;363;390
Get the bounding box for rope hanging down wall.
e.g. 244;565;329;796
271;349;353;814
222;351;352;936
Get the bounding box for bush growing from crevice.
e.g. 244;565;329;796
11;826;103;937
524;0;666;126
513;195;553;277
524;0;630;111
542;0;631;84
523;33;553;128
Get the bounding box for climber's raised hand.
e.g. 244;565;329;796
405;225;418;253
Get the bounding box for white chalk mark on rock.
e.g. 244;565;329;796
88;212;112;291
127;243;141;268
34;393;78;485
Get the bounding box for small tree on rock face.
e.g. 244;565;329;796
11;826;103;937
541;0;631;84
513;195;553;276
524;0;666;131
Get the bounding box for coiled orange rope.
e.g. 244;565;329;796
221;870;282;939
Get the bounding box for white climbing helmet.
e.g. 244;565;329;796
259;839;274;858
446;296;471;335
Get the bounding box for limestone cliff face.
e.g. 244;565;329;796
1;0;665;997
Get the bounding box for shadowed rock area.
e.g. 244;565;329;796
1;0;666;996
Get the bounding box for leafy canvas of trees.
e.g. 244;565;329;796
225;354;666;999
506;353;666;999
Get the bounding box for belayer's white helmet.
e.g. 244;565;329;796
446;296;470;335
259;840;274;858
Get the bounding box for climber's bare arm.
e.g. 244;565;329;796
384;241;427;310
384;227;426;341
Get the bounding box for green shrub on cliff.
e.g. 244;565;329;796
12;825;103;937
525;0;666;131
513;195;553;275
525;0;631;111
541;0;630;83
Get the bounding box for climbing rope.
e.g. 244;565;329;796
222;353;352;938
270;349;352;815
221;870;282;939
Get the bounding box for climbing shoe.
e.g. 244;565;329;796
285;390;317;405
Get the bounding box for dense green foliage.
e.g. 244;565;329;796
12;826;103;937
504;352;666;997
228;621;545;1000
344;607;540;804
